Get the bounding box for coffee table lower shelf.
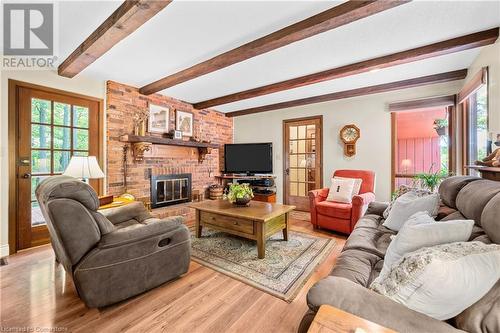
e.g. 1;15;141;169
190;200;295;259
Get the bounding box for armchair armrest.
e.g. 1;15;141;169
351;192;376;228
98;216;184;249
76;216;189;271
309;188;329;227
307;276;461;333
308;188;329;203
99;201;152;225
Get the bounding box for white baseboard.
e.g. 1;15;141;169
0;244;9;257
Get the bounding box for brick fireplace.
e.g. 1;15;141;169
106;81;233;219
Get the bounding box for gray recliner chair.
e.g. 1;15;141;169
36;175;191;308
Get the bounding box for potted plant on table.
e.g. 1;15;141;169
225;183;254;206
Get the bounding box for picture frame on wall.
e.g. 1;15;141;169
176;110;194;137
148;103;170;133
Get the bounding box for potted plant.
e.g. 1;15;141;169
433;118;448;136
414;167;449;192
224;183;254;206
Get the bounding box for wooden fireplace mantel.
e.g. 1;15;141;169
119;134;219;162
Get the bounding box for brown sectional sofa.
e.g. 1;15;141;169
299;176;500;333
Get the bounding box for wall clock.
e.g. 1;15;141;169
340;124;360;157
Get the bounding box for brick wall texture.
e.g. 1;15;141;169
106;81;233;215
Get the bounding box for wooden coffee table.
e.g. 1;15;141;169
189;200;295;259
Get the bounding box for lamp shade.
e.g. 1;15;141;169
63;156;105;179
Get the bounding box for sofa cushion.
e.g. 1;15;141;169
343;224;394;258
481;192;500;244
383;192;440;231
370;242;500;321
439;176;481;209
316;201;352;219
456;180;500;226
455;279;500;333
331;249;384;287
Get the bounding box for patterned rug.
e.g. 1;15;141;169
190;228;335;302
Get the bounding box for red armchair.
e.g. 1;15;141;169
309;170;376;234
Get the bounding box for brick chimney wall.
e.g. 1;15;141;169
106;81;233;203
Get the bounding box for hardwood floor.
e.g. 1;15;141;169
0;215;346;333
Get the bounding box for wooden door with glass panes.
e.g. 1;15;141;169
283;116;322;211
16;86;100;250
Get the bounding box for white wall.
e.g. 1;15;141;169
462;40;500;133
0;70;105;256
234;81;464;204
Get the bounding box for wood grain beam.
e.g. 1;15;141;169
388;95;456;112
225;69;467;117
196;28;498;109
58;0;171;78
139;0;409;95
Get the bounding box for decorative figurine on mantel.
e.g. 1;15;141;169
133;109;148;136
476;134;500;167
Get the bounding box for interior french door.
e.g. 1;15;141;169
16;85;101;250
283;116;322;211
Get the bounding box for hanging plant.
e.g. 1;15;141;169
433;118;448;136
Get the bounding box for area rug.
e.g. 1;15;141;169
190;229;335;302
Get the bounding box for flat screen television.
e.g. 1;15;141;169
224;143;273;174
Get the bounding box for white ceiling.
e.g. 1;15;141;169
57;0;500;113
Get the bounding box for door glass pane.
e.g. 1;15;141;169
31;98;51;124
289;126;297;140
290;168;298;182
305;139;315;153
74;151;89;156
54;102;71;126
298;126;306;139
298;140;305;153
31;176;49;226
31;124;51;148
32;150;51;174
290;140;297;154
297;168;306;182
306;125;316;139
290;182;297;196
308;169;316;182
73;128;89;150
298;183;306;196
54;151;71;173
73;105;89;128
54;126;71;149
290;154;298;167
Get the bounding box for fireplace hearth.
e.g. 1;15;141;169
151;173;192;208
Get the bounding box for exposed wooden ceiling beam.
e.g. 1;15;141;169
225;69;467;117
196;28;498;109
58;0;171;78
389;95;456;112
139;0;409;95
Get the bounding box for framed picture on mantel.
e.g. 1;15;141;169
148;103;170;133
176;110;193;137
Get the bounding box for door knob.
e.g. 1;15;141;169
285;168;290;175
22;173;31;179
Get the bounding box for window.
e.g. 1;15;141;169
459;67;489;176
466;85;488;165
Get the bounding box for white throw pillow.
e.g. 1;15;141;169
370;242;500;320
383;192;440;231
334;176;362;196
326;178;355;203
373;212;474;283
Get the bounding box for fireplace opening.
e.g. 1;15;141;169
151;173;192;208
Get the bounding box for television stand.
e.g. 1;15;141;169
215;174;277;203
